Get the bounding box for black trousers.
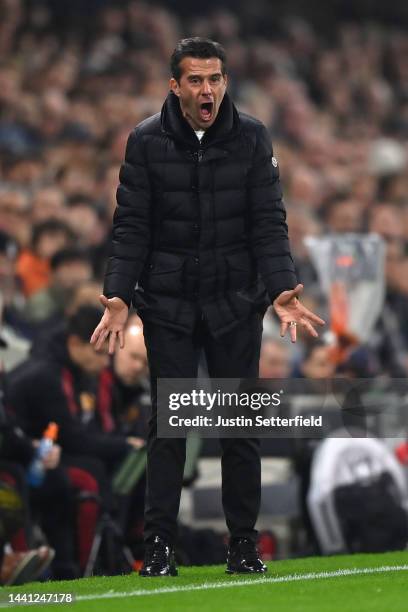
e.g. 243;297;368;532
142;309;263;545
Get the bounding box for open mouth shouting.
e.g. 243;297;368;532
199;101;214;122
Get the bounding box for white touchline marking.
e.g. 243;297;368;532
73;565;408;602
0;565;407;607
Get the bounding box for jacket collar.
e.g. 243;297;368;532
160;90;240;149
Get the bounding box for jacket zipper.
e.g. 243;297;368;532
192;148;203;162
194;147;203;315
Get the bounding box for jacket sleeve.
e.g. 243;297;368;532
248;123;298;303
0;420;36;466
103;127;152;306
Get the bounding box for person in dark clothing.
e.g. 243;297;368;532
0;476;54;586
0;370;73;579
6;306;143;575
91;38;324;576
8;306;140;463
23;247;93;325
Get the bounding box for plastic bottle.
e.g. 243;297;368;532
27;422;59;487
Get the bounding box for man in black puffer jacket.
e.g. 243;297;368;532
91;37;324;576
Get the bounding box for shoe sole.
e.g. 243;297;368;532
225;568;268;574
139;568;178;577
5;552;42;586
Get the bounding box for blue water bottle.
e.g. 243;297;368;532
27;422;59;487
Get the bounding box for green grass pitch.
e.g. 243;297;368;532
1;550;407;611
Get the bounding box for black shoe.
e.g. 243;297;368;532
139;536;178;577
226;538;267;574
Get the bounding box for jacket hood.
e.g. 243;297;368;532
160;90;241;148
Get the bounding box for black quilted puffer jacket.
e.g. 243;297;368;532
103;91;297;337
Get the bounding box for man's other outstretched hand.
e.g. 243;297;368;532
273;284;325;343
90;295;129;355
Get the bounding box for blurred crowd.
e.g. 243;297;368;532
0;0;407;582
0;0;407;375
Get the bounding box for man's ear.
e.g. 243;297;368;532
170;77;180;97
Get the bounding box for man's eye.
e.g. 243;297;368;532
211;76;221;82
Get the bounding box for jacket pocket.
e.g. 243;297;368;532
145;251;185;296
224;252;253;292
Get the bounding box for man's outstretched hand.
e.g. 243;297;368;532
273;284;325;343
90;295;129;355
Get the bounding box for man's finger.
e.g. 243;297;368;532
280;321;288;337
307;312;325;326
95;328;109;351
108;330;117;355
99;294;109;308
284;284;303;301
90;326;101;345
299;305;325;326
275;284;303;305
302;319;318;338
95;329;110;351
118;329;125;349
90;326;104;346
289;322;297;343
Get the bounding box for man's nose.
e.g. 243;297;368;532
201;80;212;95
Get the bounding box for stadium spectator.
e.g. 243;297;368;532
15;220;74;298
0;189;30;248
322;197;365;234
0;371;77;579
111;315;149;440
297;341;336;379
24;248;93;324
110;315;150;555
0;230;31;369
6;305;145;575
64;196;110;277
259;338;291;379
7;306;139;463
30;188;66;224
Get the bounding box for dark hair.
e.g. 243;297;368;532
66;194;94;208
170;37;227;81
67;305;103;342
31;219;74;249
0;229;17;258
303;339;327;362
66;194;106;221
50;247;92;271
